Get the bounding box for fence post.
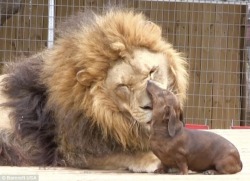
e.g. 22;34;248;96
48;0;55;48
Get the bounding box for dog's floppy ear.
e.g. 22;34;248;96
168;107;176;137
179;109;185;126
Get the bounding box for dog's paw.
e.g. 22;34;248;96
154;167;167;174
203;170;218;175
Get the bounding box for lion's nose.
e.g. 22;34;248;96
140;102;153;110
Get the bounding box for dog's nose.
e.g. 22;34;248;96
147;80;154;88
147;80;162;95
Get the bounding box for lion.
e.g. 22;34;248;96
0;9;188;172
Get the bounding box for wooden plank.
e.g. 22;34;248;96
56;0;84;23
226;5;244;127
138;1;176;45
185;2;203;125
12;0;47;55
211;4;230;128
198;4;216;128
173;2;190;123
0;0;48;63
162;1;177;45
145;1;164;26
239;5;248;125
0;1;25;62
84;0;136;12
137;1;151;18
174;2;189;54
27;0;48;52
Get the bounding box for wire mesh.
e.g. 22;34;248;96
0;0;249;128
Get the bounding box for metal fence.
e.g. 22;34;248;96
0;0;249;128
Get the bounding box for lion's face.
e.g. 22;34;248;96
104;49;169;128
41;10;188;149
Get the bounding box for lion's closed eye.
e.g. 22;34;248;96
116;84;130;101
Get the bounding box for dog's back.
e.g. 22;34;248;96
183;128;242;173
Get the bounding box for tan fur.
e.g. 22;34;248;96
0;10;188;171
41;10;188;150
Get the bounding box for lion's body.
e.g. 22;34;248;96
0;10;188;172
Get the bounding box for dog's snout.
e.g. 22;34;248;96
146;80;163;96
146;80;154;95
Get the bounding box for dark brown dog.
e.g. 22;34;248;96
147;80;243;175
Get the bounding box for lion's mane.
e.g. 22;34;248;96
0;9;188;167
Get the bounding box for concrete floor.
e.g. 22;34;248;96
0;129;249;181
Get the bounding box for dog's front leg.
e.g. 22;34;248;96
177;161;189;175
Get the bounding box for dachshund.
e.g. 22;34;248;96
147;80;242;175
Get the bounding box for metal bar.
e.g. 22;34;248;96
48;0;55;48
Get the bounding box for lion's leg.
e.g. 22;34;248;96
0;129;20;166
87;151;161;173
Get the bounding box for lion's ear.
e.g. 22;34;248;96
110;42;125;52
110;42;127;58
144;21;162;36
76;70;91;86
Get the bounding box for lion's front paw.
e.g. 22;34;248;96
128;161;161;173
127;152;161;173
